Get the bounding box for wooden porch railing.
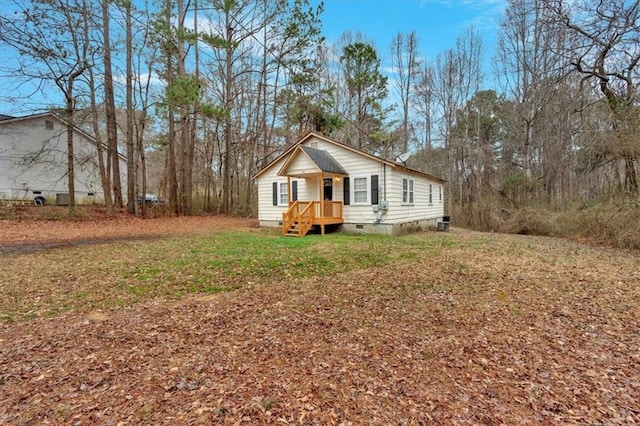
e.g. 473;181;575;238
296;202;315;236
282;200;315;237
282;200;300;235
313;201;342;222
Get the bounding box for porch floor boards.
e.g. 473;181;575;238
315;217;344;226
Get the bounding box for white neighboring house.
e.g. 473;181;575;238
254;132;446;236
0;112;127;205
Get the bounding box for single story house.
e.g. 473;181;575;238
254;132;446;236
0;112;126;205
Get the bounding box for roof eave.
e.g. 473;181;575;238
254;131;446;183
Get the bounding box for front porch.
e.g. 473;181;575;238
282;200;343;236
276;144;349;236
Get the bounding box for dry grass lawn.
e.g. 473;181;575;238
1;214;639;424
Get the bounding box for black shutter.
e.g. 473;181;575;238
371;174;379;205
343;177;350;205
292;181;298;201
272;182;278;206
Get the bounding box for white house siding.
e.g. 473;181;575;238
257;169;336;226
297;177;317;201
381;167;444;225
256;134;446;234
258;158;320;224
257;156;287;225
308;138;385;224
0;114;125;204
283;151;319;176
315;138;444;228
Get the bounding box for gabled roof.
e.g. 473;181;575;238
277;145;348;177
300;146;348;175
254;132;446;183
0;112;127;162
0;112;94;141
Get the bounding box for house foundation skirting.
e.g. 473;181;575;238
260;217;440;236
340;217;439;236
260;220;284;228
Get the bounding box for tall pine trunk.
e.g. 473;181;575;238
125;1;135;214
102;0;123;208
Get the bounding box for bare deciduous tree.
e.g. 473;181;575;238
0;0;91;211
391;31;420;153
543;0;640;195
496;0;569;200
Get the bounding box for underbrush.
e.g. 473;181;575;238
0;205;98;221
452;201;640;249
0;205;156;221
565;202;640;248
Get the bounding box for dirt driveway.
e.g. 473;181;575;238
1;215;257;251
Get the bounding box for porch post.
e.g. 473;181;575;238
320;172;325;235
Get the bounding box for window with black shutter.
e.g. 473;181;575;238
272;182;278;206
371;174;379;205
343;177;350;205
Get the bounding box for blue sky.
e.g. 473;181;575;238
0;0;506;116
318;0;505;79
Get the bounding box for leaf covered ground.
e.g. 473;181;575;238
1;215;639;424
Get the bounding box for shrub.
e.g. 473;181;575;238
452;200;640;249
502;207;561;236
565;201;640;249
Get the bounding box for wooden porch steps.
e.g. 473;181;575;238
282;200;343;237
285;221;299;236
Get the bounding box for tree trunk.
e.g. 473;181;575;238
164;0;179;214
102;0;123;208
82;4;113;214
125;1;135;214
66;78;76;214
222;13;234;214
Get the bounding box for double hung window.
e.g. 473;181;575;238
353;177;368;204
279;182;288;205
402;177;414;204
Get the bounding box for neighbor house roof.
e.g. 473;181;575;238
254;132;446;183
0;112;127;163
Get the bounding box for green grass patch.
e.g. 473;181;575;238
122;231;425;295
0;229;436;323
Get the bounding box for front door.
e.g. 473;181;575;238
323;178;333;201
323;178;333;217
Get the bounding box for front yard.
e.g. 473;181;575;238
1;218;639;424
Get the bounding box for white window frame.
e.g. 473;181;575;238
278;182;288;206
402;176;414;205
351;175;369;205
439;185;443;202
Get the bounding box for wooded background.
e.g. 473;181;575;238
1;0;638;245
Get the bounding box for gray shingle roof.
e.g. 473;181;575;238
300;145;348;175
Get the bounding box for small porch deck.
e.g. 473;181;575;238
282;200;343;236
